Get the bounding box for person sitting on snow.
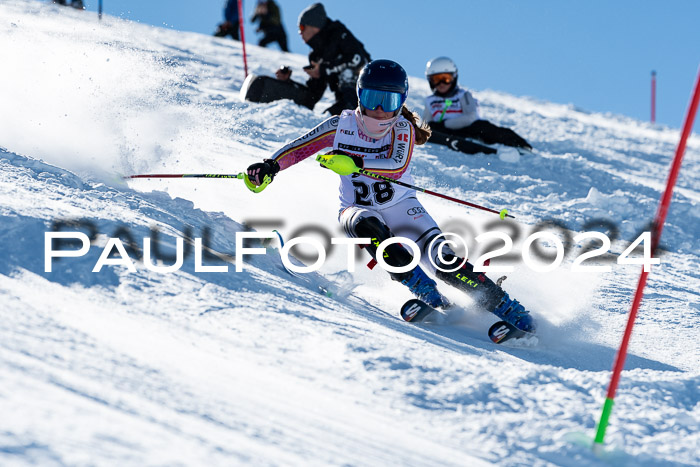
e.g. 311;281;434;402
423;56;532;153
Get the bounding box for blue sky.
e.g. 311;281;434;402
71;0;698;129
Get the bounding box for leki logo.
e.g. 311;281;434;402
455;273;478;288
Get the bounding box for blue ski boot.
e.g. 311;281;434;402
492;293;535;332
401;267;447;308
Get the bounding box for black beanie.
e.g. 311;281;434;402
298;3;328;29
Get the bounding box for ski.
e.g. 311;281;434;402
487;321;526;344
429;130;534;157
400;299;534;344
400;298;441;323
271;230;354;299
516;147;535;156
272;229;305;280
428;130;498;155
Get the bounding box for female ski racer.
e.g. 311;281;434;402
246;59;534;332
423;56;532;152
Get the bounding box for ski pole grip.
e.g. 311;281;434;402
238;172;271;193
316;154;361;176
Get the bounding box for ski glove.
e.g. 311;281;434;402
316;151;364;176
246;159;280;186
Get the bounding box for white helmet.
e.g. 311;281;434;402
425;56;458;92
425;56;458;76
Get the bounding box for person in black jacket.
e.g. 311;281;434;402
296;3;371;115
251;0;289;51
243;3;371;114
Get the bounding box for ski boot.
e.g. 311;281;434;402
349;215;448;308
401;266;447;308
433;253;535;332
492;293;535;333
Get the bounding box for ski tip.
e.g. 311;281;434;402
400;299;436;323
488;321;527;344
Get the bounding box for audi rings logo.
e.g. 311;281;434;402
407;206;427;216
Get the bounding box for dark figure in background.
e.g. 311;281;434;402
295;3;371;115
240;3;371;115
53;0;84;8
251;0;289;52
214;0;240;40
272;65;318;109
423;57;532;153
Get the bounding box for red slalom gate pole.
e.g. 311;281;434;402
238;0;248;77
651;71;657;124
593;66;700;449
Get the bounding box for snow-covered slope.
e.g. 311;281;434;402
1;1;699;465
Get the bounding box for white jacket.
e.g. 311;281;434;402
422;87;480;129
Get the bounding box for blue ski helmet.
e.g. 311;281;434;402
356;59;408;114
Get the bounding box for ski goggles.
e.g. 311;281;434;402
358;88;406;113
428;73;454;86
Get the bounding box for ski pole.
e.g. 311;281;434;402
124;172;272;193
316;154;513;219
359;168;512;218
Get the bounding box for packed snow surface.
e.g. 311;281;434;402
1;1;699;465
